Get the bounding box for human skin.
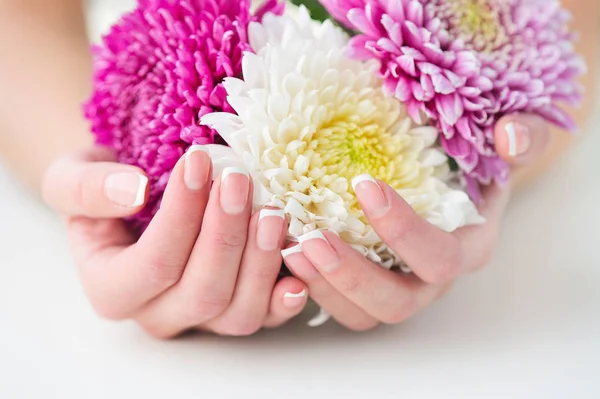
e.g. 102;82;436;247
0;0;597;335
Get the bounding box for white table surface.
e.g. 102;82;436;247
1;3;599;398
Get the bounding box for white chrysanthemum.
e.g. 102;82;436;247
202;7;484;267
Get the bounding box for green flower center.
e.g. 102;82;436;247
442;0;507;52
310;117;427;198
315;121;392;179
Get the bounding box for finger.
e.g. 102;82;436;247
208;208;288;336
454;184;512;273
135;167;253;337
263;277;309;329
296;231;449;325
352;177;462;284
283;247;380;331
43;146;149;218
76;147;212;320
494;114;551;166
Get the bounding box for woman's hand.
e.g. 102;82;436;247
283;114;552;331
42;146;308;339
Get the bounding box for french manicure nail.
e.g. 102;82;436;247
505;122;531;157
104;172;148;207
351;174;389;218
281;245;302;259
283;289;307;308
298;230;340;272
257;209;285;251
220;167;250;215
184;145;210;190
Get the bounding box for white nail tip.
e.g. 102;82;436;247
133;174;149;207
184;146;209;168
505;123;518;157
400;264;413;274
221;167;249;181
298;230;327;244
281;245;302;258
307;309;331;327
186;145;209;156
351;174;377;191
284;289;307;299
259;209;286;222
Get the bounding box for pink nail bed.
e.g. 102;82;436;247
298;230;340;272
256;209;285;251
220;167;250;215
351;174;390;218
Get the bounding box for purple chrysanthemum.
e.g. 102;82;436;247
321;0;586;199
84;0;283;231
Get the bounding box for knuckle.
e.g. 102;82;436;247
245;264;280;281
87;296;129;322
381;297;418;325
345;319;380;332
386;218;418;246
137;321;178;340
210;231;247;251
145;258;184;288
339;273;363;294
424;246;462;284
184;294;231;322
429;259;460;284
222;319;263;337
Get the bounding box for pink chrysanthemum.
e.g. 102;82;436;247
84;0;283;231
321;0;586;199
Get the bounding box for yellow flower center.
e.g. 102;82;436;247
308;105;430;214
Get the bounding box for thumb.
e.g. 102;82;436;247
494;114;551;166
42;146;149;218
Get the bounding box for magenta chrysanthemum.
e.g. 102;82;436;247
84;0;283;231
321;0;586;198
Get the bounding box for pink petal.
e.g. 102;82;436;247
348;35;375;60
392;76;412;102
397;54;417;76
348;8;381;37
435;93;464;126
405;0;424;26
406;99;424;124
431;73;455;94
381;14;403;45
453;51;480;76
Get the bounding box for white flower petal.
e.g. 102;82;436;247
204;144;244;180
199;12;483;270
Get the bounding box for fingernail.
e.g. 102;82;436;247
104;172;148;207
281;245;302;259
281;245;320;279
220;167;250;215
283;289;307;309
351;174;390;218
400;264;413;274
257;209;285;251
298;230;339;272
184;145;210;190
505;122;531;157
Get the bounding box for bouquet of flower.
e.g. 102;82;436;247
85;0;585;269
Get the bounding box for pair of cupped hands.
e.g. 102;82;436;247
43;115;549;338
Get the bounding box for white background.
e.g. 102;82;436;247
0;2;598;398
